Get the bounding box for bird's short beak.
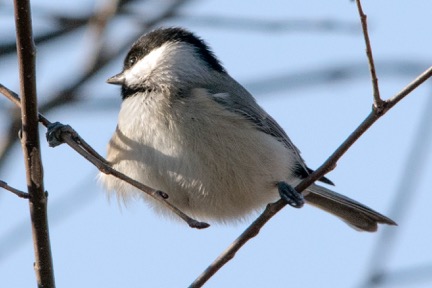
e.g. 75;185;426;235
107;72;126;85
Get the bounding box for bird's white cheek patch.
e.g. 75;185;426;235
125;44;169;85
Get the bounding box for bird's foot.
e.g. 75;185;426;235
46;122;73;147
277;181;304;208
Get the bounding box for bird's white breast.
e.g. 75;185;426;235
99;89;297;222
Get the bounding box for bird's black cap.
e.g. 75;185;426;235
123;27;226;73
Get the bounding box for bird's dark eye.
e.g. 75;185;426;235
128;56;137;67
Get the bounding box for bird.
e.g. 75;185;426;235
99;27;396;232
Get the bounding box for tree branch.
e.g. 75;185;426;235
189;0;432;284
13;0;56;287
355;0;383;109
189;63;432;288
0;180;30;199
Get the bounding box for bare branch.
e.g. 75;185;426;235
189;3;432;286
385;67;432;109
0;84;22;108
355;0;383;109
0;180;30;199
0;15;86;56
0;83;209;230
13;0;56;286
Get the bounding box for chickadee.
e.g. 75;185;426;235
100;27;396;232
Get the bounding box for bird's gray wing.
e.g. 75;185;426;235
210;90;334;185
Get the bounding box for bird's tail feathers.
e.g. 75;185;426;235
304;184;396;232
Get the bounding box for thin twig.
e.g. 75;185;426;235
0;180;30;199
385;67;432;109
355;0;384;109
13;0;56;286
0;83;209;230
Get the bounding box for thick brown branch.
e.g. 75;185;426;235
13;0;56;287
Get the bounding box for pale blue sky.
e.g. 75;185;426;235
1;1;431;287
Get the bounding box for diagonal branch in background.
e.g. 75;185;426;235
189;64;432;288
178;14;361;34
361;85;432;287
0;84;209;230
0;16;86;56
13;0;56;286
1;0;145;56
83;0;123;70
188;0;432;283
